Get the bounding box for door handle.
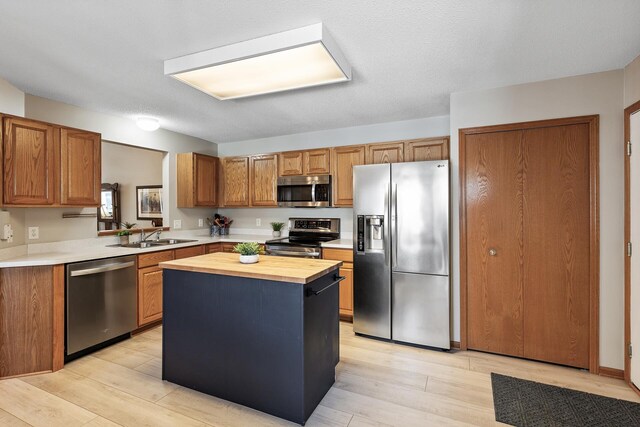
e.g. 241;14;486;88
488;248;497;256
384;184;390;266
392;183;398;268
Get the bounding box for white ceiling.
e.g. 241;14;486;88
1;0;639;143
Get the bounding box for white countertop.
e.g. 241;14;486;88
321;239;352;249
0;233;352;268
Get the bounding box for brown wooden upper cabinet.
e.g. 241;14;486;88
3;116;102;207
278;151;303;176
331;145;365;207
250;154;278;206
304;148;330;174
222;156;250;207
3;117;58;205
366;142;404;164
177;152;218;208
278;148;330;176
60;129;101;206
404;137;449;162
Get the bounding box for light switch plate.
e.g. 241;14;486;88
173;220;182;229
256;218;261;226
28;226;39;240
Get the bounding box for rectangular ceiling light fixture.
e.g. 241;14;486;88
164;23;351;100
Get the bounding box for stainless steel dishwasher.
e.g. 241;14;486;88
66;255;137;358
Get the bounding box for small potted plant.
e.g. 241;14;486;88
117;222;136;245
233;242;262;264
270;222;285;238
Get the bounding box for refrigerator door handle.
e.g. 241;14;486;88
392;183;398;269
384;184;390;266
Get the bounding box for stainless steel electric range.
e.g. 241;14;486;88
265;218;340;259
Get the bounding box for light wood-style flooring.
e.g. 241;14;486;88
0;323;637;426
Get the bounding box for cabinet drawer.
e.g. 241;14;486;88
222;243;237;253
206;243;222;253
322;248;353;263
174;245;204;260
138;250;175;269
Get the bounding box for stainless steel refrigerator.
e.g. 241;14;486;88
353;160;450;349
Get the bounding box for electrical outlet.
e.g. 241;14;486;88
173;220;182;229
256;218;261;226
2;224;13;242
198;218;204;227
28;226;39;240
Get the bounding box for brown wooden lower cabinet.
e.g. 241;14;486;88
138;266;164;326
0;265;64;379
175;245;204;259
136;245;210;327
137;250;174;327
323;248;354;321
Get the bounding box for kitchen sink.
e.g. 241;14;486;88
109;239;198;249
153;239;198;245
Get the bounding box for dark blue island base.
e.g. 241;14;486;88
162;268;340;425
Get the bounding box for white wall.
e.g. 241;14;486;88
625;54;640;108
218;207;353;238
0;78;26;248
218;116;450;157
450;70;625;369
102;142;164;227
0;77;24;116
218;115;450;235
24;94;217;233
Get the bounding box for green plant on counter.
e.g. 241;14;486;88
270;222;285;232
117;222;137;236
233;242;262;256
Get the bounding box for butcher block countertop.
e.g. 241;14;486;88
159;252;342;284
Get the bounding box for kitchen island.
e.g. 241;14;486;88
159;252;343;425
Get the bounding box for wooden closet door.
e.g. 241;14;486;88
465;130;524;357
522;124;590;368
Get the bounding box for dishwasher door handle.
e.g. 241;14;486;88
70;261;136;277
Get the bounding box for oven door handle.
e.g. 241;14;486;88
268;249;321;258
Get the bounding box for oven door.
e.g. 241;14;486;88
266;245;322;259
277;175;331;207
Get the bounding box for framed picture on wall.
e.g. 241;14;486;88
136;185;163;220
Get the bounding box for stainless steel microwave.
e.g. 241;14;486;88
277;175;332;207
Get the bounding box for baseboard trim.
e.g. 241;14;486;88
598;366;624;379
450;340;460;349
132;319;162;335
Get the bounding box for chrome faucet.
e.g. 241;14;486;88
140;228;162;243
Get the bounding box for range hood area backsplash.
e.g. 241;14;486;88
216;207;353;238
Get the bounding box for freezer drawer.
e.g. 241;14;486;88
353;251;391;339
392;272;450;349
